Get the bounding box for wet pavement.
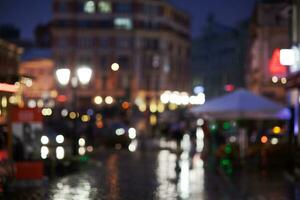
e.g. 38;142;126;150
5;147;300;200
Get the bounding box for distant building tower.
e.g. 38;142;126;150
247;0;290;102
35;23;52;48
0;24;20;42
51;0;190;107
192;15;249;99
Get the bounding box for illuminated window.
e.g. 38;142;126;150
114;18;132;30
98;1;111;13
84;1;95;13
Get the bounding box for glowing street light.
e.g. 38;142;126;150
105;96;114;104
56;66;92;86
76;66;93;85
56;135;64;144
111;63;120;71
160;91;171;104
41;136;49;145
56;68;71;86
94;96;103;105
280;49;297;66
55;66;92;156
56;146;65;160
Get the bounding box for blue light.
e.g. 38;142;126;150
193;86;204;94
87;109;94;116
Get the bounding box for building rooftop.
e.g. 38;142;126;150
21;48;52;61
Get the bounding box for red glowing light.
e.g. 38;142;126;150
122;102;130;110
0;83;19;93
96;121;103;128
0;150;8;161
57;95;67;103
269;48;287;76
224;84;235;92
261;136;268;144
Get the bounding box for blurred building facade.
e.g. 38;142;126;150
35;23;52;48
51;0;190;106
192;16;249;99
0;38;23;124
19;48;56;108
246;0;290;102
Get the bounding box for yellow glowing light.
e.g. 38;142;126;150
69;112;76;119
94;96;103;105
150;114;157;125
37;99;44;108
9;96;17;104
261;136;268;144
272;76;278;83
22;77;33;87
157;103;165;113
96;114;102;120
139;104;147;112
105;96;114;104
81;115;90;122
149;102;157;113
1;96;7;108
111;63;120;71
273;126;281;134
160;91;171;104
281;78;287;84
42;108;52;116
168;103;177;110
50;90;58;98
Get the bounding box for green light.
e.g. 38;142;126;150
223;122;231;130
80;155;89;162
210;123;218;132
226;167;233;175
225;144;232;154
221;159;230;166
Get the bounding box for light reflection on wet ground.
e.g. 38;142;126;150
6;146;300;199
46;149;207;200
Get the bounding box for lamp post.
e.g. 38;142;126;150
55;66;93;156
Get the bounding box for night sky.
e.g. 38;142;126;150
0;0;256;40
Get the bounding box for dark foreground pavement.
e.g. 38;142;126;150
4;149;300;200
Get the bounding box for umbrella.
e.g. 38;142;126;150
191;89;291;120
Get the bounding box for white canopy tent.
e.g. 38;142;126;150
191;89;291;120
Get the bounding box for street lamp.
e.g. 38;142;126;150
55;68;71;86
56;66;92;86
55;65;93;155
111;63;120;71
